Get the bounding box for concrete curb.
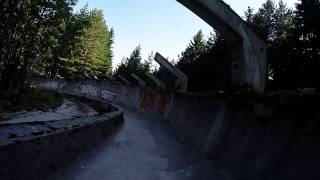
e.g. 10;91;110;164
0;99;124;180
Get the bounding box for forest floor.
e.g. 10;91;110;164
0;89;64;115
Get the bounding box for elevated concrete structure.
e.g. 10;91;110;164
131;73;147;87
118;75;130;85
177;0;267;92
36;78;320;180
154;52;188;92
145;72;166;91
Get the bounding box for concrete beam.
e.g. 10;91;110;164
131;73;147;87
118;75;130;85
177;0;266;92
145;72;166;91
154;53;188;91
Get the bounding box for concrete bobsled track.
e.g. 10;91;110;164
0;95;123;180
49;110;235;180
30;79;320;180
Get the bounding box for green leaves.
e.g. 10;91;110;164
76;9;113;78
245;0;320;90
113;45;155;84
0;0;78;96
37;7;113;79
0;0;114;97
177;30;206;68
114;46;143;77
246;0;293;41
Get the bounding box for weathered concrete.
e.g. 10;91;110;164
0;100;98;124
50;110;235;180
154;52;188;91
35;79;320;180
34;78;143;110
0;99;123;180
160;92;320;180
177;0;267;92
118;75;130;85
145;72;166;91
131;73;147;87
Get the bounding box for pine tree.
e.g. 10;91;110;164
274;0;293;40
294;0;320;50
57;8;113;79
292;0;320;88
244;6;255;23
252;0;277;40
113;46;157;85
0;0;78;97
114;45;144;79
82;9;112;78
176;30;206;68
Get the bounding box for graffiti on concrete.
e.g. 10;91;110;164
101;89;130;105
141;89;169;113
101;89;119;102
116;93;129;105
80;85;99;97
37;79;131;105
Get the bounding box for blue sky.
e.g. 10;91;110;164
74;0;298;69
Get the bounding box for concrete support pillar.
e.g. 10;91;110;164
154;53;188;92
177;0;266;92
145;72;166;91
118;75;130;85
131;73;147;87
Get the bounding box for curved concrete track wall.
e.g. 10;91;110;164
36;78;320;180
164;93;320;180
35;79;143;110
0;95;123;180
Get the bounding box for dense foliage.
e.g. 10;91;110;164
35;6;114;79
59;8;114;79
113;46;154;84
1;0;319;97
175;30;231;91
0;1;113;98
172;0;320;92
246;0;320;90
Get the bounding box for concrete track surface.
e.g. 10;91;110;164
50;110;235;180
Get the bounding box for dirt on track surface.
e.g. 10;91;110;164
0;100;98;124
50;110;234;180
